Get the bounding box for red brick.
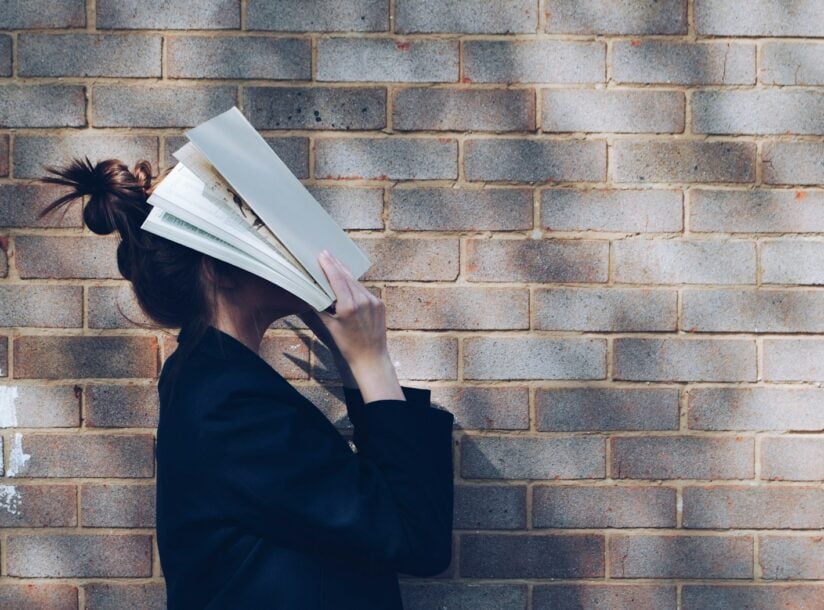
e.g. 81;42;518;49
0;484;76;527
0;584;78;610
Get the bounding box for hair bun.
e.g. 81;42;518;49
39;157;153;237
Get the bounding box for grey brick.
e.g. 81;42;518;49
534;586;677;610
84;584;166;609
762;240;824;285
390;187;532;231
541;188;682;232
613;140;756;184
7;534;152;577
247;0;388;32
610;535;753;579
763;339;824;381
0;285;82;328
763;438;824;481
384;286;529;330
354;237;460;282
683;486;824;529
401;583;528;610
612;436;754;480
13;336;157;380
0;0;85;28
461;534;604;578
0;184;82;228
85;384;159;428
541;88;684;133
15;236;121;279
533;485;677;528
14;134;158;180
306;186;384;230
464;337;607;380
5;433;154;477
315;137;457;180
0;35;11;77
690;189;824;233
244;87;385;130
689;387;824;432
0;385;80;427
18;34;161;78
81;484;155;528
683;289;824;333
693;90;824;136
546;0;687;34
760;536;824;580
613;239;756;285
0;85;86;128
454;485;526;529
430;385;530;430
0;337;6;376
393;88;534;132
761;43;824;85
97;0;239;29
683;585;824;610
465;138;606;182
168;37;310;79
317;38;458;82
397;0;536;33
92;85;236;128
461;435;605;480
763;142;824;185
0;135;7;177
613;41;755;85
466;239;609;283
388;334;458;383
537;387;680;432
614;338;757;382
695;0;824;36
88;285;154;330
535;287;677;331
166;134;309;177
463;40;605;83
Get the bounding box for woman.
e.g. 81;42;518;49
37;158;455;609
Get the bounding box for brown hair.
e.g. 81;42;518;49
37;156;241;404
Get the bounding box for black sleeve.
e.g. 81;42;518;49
199;369;455;577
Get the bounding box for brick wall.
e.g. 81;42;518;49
1;1;823;608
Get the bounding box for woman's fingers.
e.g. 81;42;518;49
325;252;372;301
318;250;355;313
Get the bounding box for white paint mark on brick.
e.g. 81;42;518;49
6;433;31;477
0;385;20;427
0;484;22;516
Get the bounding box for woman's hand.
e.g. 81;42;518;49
309;250;404;403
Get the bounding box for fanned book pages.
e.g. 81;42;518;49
140;106;373;312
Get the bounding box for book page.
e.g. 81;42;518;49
140;206;332;311
172;143;321;292
183;107;372;301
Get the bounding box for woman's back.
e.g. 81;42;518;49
156;324;454;609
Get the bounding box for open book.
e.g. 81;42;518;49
140;106;372;312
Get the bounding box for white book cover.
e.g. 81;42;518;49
140;106;373;312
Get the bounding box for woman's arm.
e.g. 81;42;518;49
199;366;454;577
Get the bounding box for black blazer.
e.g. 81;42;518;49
155;324;455;609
